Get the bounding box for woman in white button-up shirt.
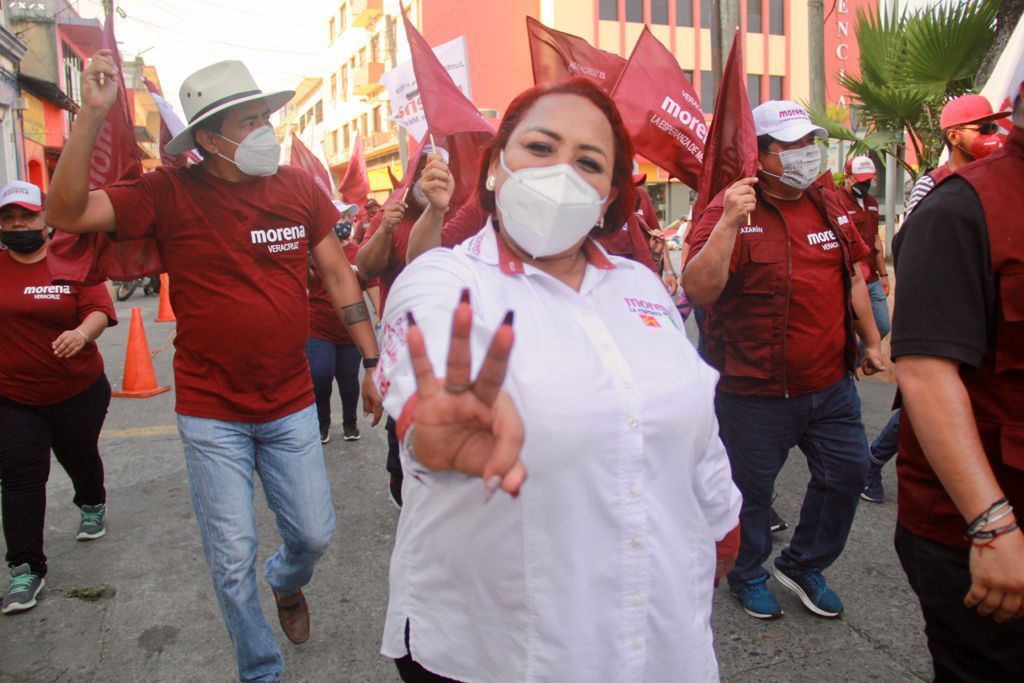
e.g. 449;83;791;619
374;79;742;683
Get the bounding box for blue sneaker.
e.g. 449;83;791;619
730;577;783;620
773;565;843;618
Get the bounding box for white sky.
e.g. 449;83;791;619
76;0;332;113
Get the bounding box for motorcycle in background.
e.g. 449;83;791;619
114;275;161;302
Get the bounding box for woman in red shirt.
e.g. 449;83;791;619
0;181;117;615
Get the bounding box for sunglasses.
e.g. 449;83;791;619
958;122;1000;135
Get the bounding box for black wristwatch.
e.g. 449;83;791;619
362;356;380;369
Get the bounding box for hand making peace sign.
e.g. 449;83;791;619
405;290;526;500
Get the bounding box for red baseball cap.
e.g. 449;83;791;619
939;94;1011;130
0;181;44;211
844;156;877;182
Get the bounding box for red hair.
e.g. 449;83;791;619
476;78;636;234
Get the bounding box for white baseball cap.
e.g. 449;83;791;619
845;156;877;182
753;100;827;142
332;200;360;218
0;181;44;211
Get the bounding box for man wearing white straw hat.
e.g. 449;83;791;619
47;53;383;682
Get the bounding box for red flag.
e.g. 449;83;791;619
288;133;333;199
48;16;162;285
612;27;705;188
693;32;757;220
338;136;370;205
526;17;626;93
400;4;493;209
144;78;198;168
386;165;401;191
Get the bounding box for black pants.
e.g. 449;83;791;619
386;416;403;477
0;374;111;577
895;523;1024;682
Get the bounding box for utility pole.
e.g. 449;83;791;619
808;1;826;112
386;13;408;174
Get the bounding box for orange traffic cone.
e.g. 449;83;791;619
112;307;171;398
155;273;175;323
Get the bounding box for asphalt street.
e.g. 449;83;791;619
0;288;931;683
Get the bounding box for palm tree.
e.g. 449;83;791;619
813;0;998;178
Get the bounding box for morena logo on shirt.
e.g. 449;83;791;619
24;285;70;300
249;225;307;253
807;229;840;251
624;296;675;329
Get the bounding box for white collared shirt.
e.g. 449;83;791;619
375;223;741;683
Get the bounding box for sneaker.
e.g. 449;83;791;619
773;565;844;618
388;473;403;509
342;423;361;441
77;503;106;541
320;426;331;444
2;564;45;614
730;577;784;620
769;506;788;533
860;462;885;503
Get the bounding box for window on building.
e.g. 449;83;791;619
599;0;617;21
329;17;336;43
343;123;350;151
358;47;367;66
330;74;337;101
747;74;762;107
700;70;716;112
386;16;398;66
341;65;348;98
626;0;643;22
371;33;380;63
315;100;324;124
62;45;83;107
330;129;338;155
769;0;784;34
747;0;762;33
769;75;784;100
700;0;712;28
361;113;369;138
676;0;693;26
300;112;307;133
684;69;694;83
339;4;347;32
373;105;383;135
651;0;668;24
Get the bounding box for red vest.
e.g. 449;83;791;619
702;185;862;397
838;189;881;281
897;127;1024;548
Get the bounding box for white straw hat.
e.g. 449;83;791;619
165;60;294;155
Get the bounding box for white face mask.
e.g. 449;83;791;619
216;126;281;177
765;144;821;190
495;150;607;259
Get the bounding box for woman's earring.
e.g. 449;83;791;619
596;217;604;229
485;175;496;191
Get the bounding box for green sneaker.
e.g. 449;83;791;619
77;503;106;541
2;564;45;614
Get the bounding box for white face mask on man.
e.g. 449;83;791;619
494;150;608;259
763;144;822;190
216;126;281;177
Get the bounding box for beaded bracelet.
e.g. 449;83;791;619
965;497;1010;538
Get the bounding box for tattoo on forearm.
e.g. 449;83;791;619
342;302;370;325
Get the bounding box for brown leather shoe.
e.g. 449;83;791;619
273;588;310;644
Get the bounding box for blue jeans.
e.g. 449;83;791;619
177;404;336;683
866;278;891;340
870;409;900;465
304;337;361;429
716;375;870;584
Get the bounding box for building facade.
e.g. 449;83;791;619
299;0;877;217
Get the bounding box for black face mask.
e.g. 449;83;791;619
1;230;45;254
852;181;872;197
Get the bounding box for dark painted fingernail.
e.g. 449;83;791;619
459;288;470;305
406;310;417;326
501;310;514;327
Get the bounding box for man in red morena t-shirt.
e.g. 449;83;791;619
46;56;381;680
682;101;884;622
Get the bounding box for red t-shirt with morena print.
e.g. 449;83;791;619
104;165;340;422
